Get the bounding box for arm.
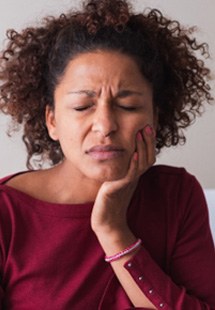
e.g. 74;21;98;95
91;127;215;309
92;125;157;309
96;229;156;309
122;172;215;310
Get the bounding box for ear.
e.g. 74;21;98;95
45;105;59;141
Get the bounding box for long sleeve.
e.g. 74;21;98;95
123;169;215;309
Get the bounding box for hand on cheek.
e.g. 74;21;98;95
91;124;156;235
134;124;156;177
123;124;156;183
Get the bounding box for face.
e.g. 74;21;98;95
46;50;155;183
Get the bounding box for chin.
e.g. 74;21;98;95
88;165;128;183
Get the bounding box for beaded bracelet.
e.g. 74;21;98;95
104;239;142;263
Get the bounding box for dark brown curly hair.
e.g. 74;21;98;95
0;0;213;168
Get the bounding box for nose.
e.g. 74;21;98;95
91;103;118;137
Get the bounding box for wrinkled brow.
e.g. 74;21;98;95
67;89;144;98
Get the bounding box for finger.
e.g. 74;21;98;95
111;151;139;189
142;124;156;167
135;130;147;175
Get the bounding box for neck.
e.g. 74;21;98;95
47;161;102;204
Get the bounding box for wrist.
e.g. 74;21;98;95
105;239;142;263
91;217;127;235
95;228;137;258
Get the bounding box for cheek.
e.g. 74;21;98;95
121;123;140;151
122;114;152;149
54;122;77;149
123;116;148;137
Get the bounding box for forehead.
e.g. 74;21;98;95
59;50;149;89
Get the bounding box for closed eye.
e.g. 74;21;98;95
73;104;93;111
118;105;138;111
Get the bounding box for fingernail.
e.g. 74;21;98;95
144;125;154;136
137;131;143;141
134;152;138;161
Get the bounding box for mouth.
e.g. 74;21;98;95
86;145;125;161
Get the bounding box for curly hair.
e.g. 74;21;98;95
0;0;213;168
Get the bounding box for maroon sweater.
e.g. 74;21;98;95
0;165;214;309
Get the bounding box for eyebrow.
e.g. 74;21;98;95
68;90;97;97
116;90;144;98
67;89;144;98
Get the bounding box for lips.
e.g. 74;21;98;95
86;145;125;160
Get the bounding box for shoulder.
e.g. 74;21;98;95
0;168;67;204
136;165;209;235
0;170;49;202
0;170;37;193
0;171;30;185
142;164;197;186
139;164;205;206
0;171;32;205
145;164;189;177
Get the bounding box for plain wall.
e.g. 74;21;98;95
0;0;214;190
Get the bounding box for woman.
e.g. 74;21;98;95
0;0;214;309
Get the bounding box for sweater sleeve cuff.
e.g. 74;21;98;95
124;246;170;309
